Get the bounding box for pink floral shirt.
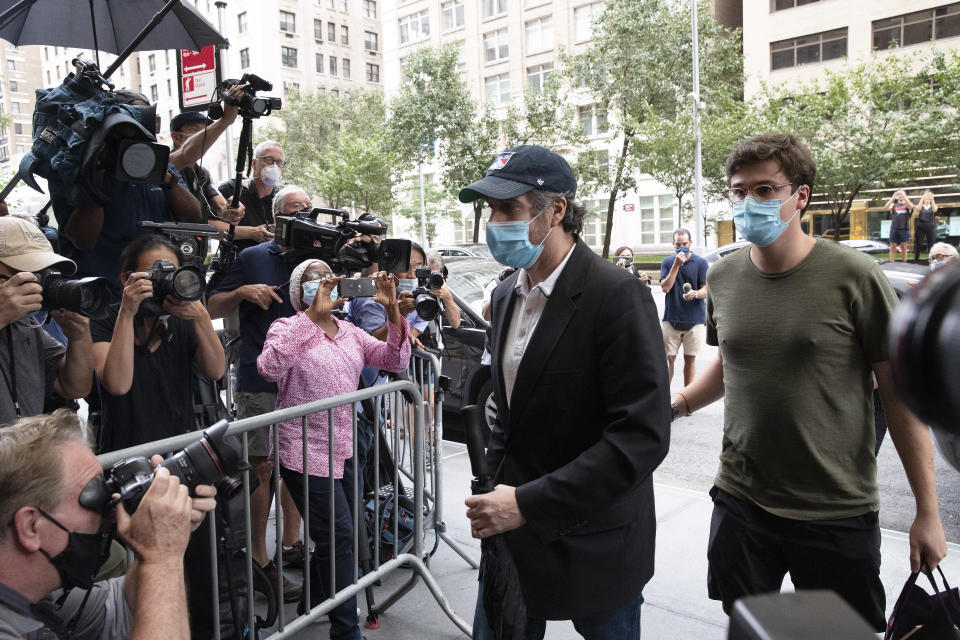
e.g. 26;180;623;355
257;312;411;478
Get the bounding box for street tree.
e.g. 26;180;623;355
568;0;742;257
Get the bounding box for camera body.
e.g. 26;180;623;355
412;265;441;322
36;268;113;320
616;256;633;268
103;419;242;512
138;221;221;271
134;259;205;317
274;208;411;274
208;73;282;120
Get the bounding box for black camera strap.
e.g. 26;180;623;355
2;326;22;419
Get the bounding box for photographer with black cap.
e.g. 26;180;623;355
0;409;217;640
0;217;94;428
168;109;246;228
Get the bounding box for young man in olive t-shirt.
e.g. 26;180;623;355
672;133;946;631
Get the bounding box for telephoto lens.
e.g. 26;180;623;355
38;269;114;319
148;259;205;301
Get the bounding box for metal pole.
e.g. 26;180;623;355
418;163;427;248
215;1;233;179
690;0;705;249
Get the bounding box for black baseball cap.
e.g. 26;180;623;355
458;144;577;203
170;111;214;133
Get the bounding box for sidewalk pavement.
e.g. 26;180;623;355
280;440;960;639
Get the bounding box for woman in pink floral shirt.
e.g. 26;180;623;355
258;258;410;640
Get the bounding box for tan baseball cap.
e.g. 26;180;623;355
0;217;76;274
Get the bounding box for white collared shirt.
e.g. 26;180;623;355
501;243;576;407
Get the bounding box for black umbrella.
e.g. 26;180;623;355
0;0;226;61
464;405;527;640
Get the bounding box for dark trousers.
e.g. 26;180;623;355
706;487;885;631
281;465;361;640
915;221;937;261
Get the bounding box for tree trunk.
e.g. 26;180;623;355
677;195;683;230
602;131;633;259
472;201;483;243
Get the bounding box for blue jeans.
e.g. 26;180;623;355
280;466;361;640
472;580;643;640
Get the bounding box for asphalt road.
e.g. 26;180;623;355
649;288;960;543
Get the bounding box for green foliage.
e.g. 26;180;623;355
259;88;397;216
392;178;462;246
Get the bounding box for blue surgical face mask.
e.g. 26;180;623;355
732;191;799;247
675;246;691;255
930;261;947;271
397;278;417;293
485;210;553;269
302;280;336;307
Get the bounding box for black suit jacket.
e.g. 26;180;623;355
485;239;671;620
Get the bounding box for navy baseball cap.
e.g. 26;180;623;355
170;111;214;133
458;144;577;203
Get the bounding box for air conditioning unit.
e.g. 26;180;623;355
285;32;294;38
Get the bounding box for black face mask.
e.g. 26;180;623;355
36;508;113;591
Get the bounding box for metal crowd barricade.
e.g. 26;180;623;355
98;379;472;639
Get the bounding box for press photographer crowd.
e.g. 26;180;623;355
0;58;959;640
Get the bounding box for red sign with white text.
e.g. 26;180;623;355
177;45;220;110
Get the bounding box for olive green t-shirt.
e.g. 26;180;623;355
706;239;898;520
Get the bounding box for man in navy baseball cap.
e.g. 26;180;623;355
458;144;577;203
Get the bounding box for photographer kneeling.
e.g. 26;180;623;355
92;236;224;452
0;217;94;427
258;261;411;640
0;409;216;640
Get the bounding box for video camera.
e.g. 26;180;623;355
274;207;412;275
139;221;221;272
36;268;113;320
86;420;243;513
130;259;206;317
208;73;282;121
409;264;443;322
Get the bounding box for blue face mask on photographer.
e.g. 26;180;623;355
301;280;336;307
732;191;800;248
486;209;553;270
397;278;417;293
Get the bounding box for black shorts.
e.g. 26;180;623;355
706;486;885;631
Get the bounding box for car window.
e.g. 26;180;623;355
447;263;505;309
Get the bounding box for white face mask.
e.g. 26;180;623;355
260;164;281;186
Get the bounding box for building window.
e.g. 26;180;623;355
329;55;338;76
341;0;348;10
150;85;158;103
315;19;323;41
283;81;300;95
482;0;506;18
574;3;603;43
363;0;376;19
165;51;170;67
455;40;466;71
636;195;676;245
10;103;19;115
166;79;172;96
341;25;349;44
46;70;51;84
366;62;380;82
771;0;821;9
399;10;430;45
484;28;509;63
442;0;465;31
237;11;247;33
343;58;351;78
282;46;298;68
240;48;250;69
328;22;336;42
0;147;9;162
525;16;553;53
8;80;17;92
13;123;22;135
43;46;48;60
327;0;335;8
332;88;340;97
485;73;510;106
316;53;324;73
280;10;296;33
873;4;960;50
578;104;608;136
527;62;553;91
365;30;378;51
771;28;847;69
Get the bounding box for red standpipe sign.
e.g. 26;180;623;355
177;45;221;111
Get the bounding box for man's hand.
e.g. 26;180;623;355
682;289;698;302
221;87;245;125
0;271;43;327
239;283;283;310
910;510;948;573
249;224;274;244
673;251;690;267
431;281;454;304
465;484;526;538
149;455;217;532
119;272;154;320
115;467;192;564
163;298;209;322
50;309;90;340
220;202;245;226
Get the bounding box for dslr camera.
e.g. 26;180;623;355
409;265;444;322
36;267;113;320
131;259;206;317
208;73;282;120
274;207;411;275
87;420;242;513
